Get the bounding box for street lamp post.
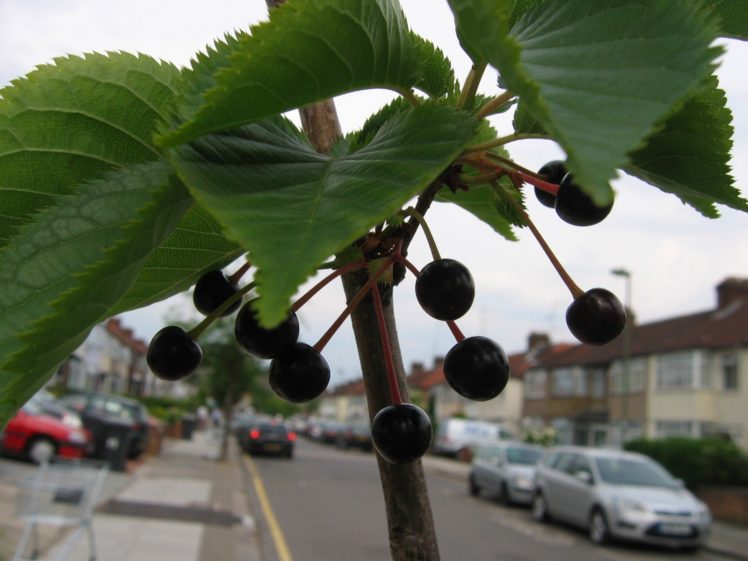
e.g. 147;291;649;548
611;268;632;446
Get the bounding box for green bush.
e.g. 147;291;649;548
624;437;748;490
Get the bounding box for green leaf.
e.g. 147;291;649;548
161;0;421;146
449;0;721;205
625;77;747;218
512;100;545;135
436;184;517;240
347;97;412;152
410;32;457;98
0;162;192;425
0;52;181;247
172;105;479;326
701;0;748;40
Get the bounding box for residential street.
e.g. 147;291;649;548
245;438;734;561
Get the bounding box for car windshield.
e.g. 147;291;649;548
595;456;678;488
258;424;287;436
506;446;543;465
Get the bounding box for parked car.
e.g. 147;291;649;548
240;422;296;458
310;420;346;444
432;417;514;458
1;399;91;464
336;421;373;451
56;392;150;459
531;446;712;549
468;441;544;505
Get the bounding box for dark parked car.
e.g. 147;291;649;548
240;422;295;458
56;392;150;459
336;422;373;451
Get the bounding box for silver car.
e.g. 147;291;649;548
468;442;544;505
531;446;711;549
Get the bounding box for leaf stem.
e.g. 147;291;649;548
464;132;550;153
457;63;487;109
370;282;402;405
189;281;257;340
397;87;421;108
313;258;395;353
476;91;516;119
292;261;367;312
494;180;583;299
404;207;441;261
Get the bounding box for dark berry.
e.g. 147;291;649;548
415;258;475;320
535;160;566;208
555;173;613;226
566;288;626;346
443;336;509;401
371;403;432;464
269;342;330;403
147;325;203;381
193;270;241;316
235;299;299;359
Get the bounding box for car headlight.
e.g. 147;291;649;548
62;413;82;429
67;430;87;444
696;503;712;522
615;498;649;515
513;474;534;490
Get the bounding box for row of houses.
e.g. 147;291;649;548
55;318;192;398
320;277;748;451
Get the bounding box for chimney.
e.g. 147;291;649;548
527;332;550;352
433;356;445;370
716;277;748;309
410;362;424;375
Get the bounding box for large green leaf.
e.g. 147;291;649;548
160;0;422;146
449;0;721;205
701;0;748;40
0;52;181;247
410;33;457;99
0;162;192;425
172;105;479;326
625;78;747;218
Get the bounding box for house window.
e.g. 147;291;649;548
524;370;547;399
551;369;575;396
656;420;696;438
722;354;739;391
610;358;646;394
656;351;695;390
589;369;606;398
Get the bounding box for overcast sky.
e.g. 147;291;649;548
2;1;746;387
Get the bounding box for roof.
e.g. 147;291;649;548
105;318;148;354
538;294;748;369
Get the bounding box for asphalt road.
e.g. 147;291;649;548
244;438;732;561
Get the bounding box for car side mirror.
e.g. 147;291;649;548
575;471;593;484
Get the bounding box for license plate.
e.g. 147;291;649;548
264;444;281;452
659;523;692;536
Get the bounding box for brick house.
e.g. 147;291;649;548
522;278;748;449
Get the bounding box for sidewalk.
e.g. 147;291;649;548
422;454;748;561
40;431;260;561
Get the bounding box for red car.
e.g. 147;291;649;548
1;399;91;464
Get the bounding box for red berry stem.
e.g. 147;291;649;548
446;321;466;342
394;255;420;278
495;179;584;300
313;258;395;353
515;171;560;196
228;259;252;284
370;282;403;406
292;261;367;312
189;281;257;340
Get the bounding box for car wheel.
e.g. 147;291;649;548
589;507;610;545
500;482;512;506
468;474;480;497
531;492;549;523
27;437;56;465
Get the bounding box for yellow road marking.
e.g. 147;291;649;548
243;454;294;561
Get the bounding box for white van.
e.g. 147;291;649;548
432;418;514;457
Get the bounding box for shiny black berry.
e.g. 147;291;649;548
269;342;330;403
193;270;241;316
555;173;613;226
443;336;509;401
535;160;566;208
147;326;203;381
566;288;626;346
235;299;299;359
371;403;432;464
415;258;475;321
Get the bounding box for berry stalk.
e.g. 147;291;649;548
313;258;396;353
494;180;584;300
370;283;403;405
404;207;441;261
228;259;252;284
476;90;516;119
189;281;257;340
292;261;367;312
